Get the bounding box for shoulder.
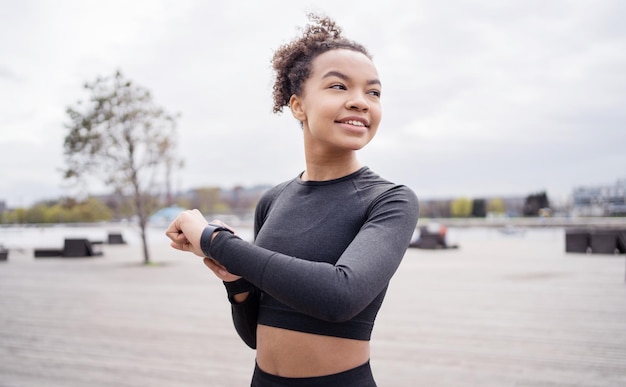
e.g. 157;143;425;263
353;169;419;226
371;184;419;216
254;178;297;234
355;168;418;204
256;178;296;212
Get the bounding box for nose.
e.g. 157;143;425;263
346;93;369;112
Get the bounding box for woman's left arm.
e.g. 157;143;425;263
208;186;419;322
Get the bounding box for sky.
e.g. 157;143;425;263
1;0;625;208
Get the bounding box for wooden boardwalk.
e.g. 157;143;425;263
1;229;625;386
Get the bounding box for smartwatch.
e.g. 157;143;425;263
200;223;234;256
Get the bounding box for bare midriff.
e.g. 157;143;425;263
255;324;370;378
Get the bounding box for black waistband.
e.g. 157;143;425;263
251;361;376;387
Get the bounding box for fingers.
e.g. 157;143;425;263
165;214;184;236
165;209;210;249
203;257;219;270
204;257;226;272
209;219;237;235
169;241;184;251
165;221;183;244
167;232;187;248
208;219;225;228
203;258;242;282
203;257;225;276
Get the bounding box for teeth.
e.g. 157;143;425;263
344;120;365;127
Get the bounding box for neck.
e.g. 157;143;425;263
302;150;362;182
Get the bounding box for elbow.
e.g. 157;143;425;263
321;309;361;323
323;313;357;323
234;323;258;349
316;294;363;323
243;337;257;350
312;273;370;322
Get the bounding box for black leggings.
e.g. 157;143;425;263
251;361;377;387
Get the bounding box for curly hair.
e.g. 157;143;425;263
271;13;372;114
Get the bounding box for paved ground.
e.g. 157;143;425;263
1;229;625;386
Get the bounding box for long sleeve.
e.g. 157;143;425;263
227;284;260;349
219;199;272;349
208;183;419;323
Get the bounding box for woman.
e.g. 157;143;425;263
166;14;419;386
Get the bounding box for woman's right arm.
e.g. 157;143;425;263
227;283;260;349
215;189;277;349
203;257;260;349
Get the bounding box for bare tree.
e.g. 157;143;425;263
63;70;182;264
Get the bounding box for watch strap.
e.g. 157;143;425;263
200;223;233;256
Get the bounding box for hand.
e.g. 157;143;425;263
203;258;241;282
165;209;208;257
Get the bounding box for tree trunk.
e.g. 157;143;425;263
132;182;151;265
140;220;151;265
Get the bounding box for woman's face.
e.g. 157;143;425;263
290;49;382;153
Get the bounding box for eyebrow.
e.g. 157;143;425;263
322;70;381;86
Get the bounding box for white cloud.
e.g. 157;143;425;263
1;0;625;207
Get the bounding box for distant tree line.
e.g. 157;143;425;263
522;191;551;216
1;197;114;224
0;185;265;225
1;190;551;225
419;191;551;218
422;197;508;218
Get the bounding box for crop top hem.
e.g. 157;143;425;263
258;305;374;341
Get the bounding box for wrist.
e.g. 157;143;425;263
200;223;233;256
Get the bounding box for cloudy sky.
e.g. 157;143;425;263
1;0;625;208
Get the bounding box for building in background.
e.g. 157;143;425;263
571;179;626;216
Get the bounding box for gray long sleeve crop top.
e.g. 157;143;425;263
203;167;419;348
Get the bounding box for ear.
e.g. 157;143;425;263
289;94;306;122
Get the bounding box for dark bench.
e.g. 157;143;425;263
34;248;63;258
410;232;447;249
565;230;591;253
63;238;103;257
107;232;126;245
409;225;458;250
565;228;626;255
34;238;104;258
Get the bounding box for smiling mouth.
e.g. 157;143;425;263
338;119;368;128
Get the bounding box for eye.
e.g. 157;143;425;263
329;83;347;90
368;89;381;98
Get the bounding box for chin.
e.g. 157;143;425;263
348;139;373;151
